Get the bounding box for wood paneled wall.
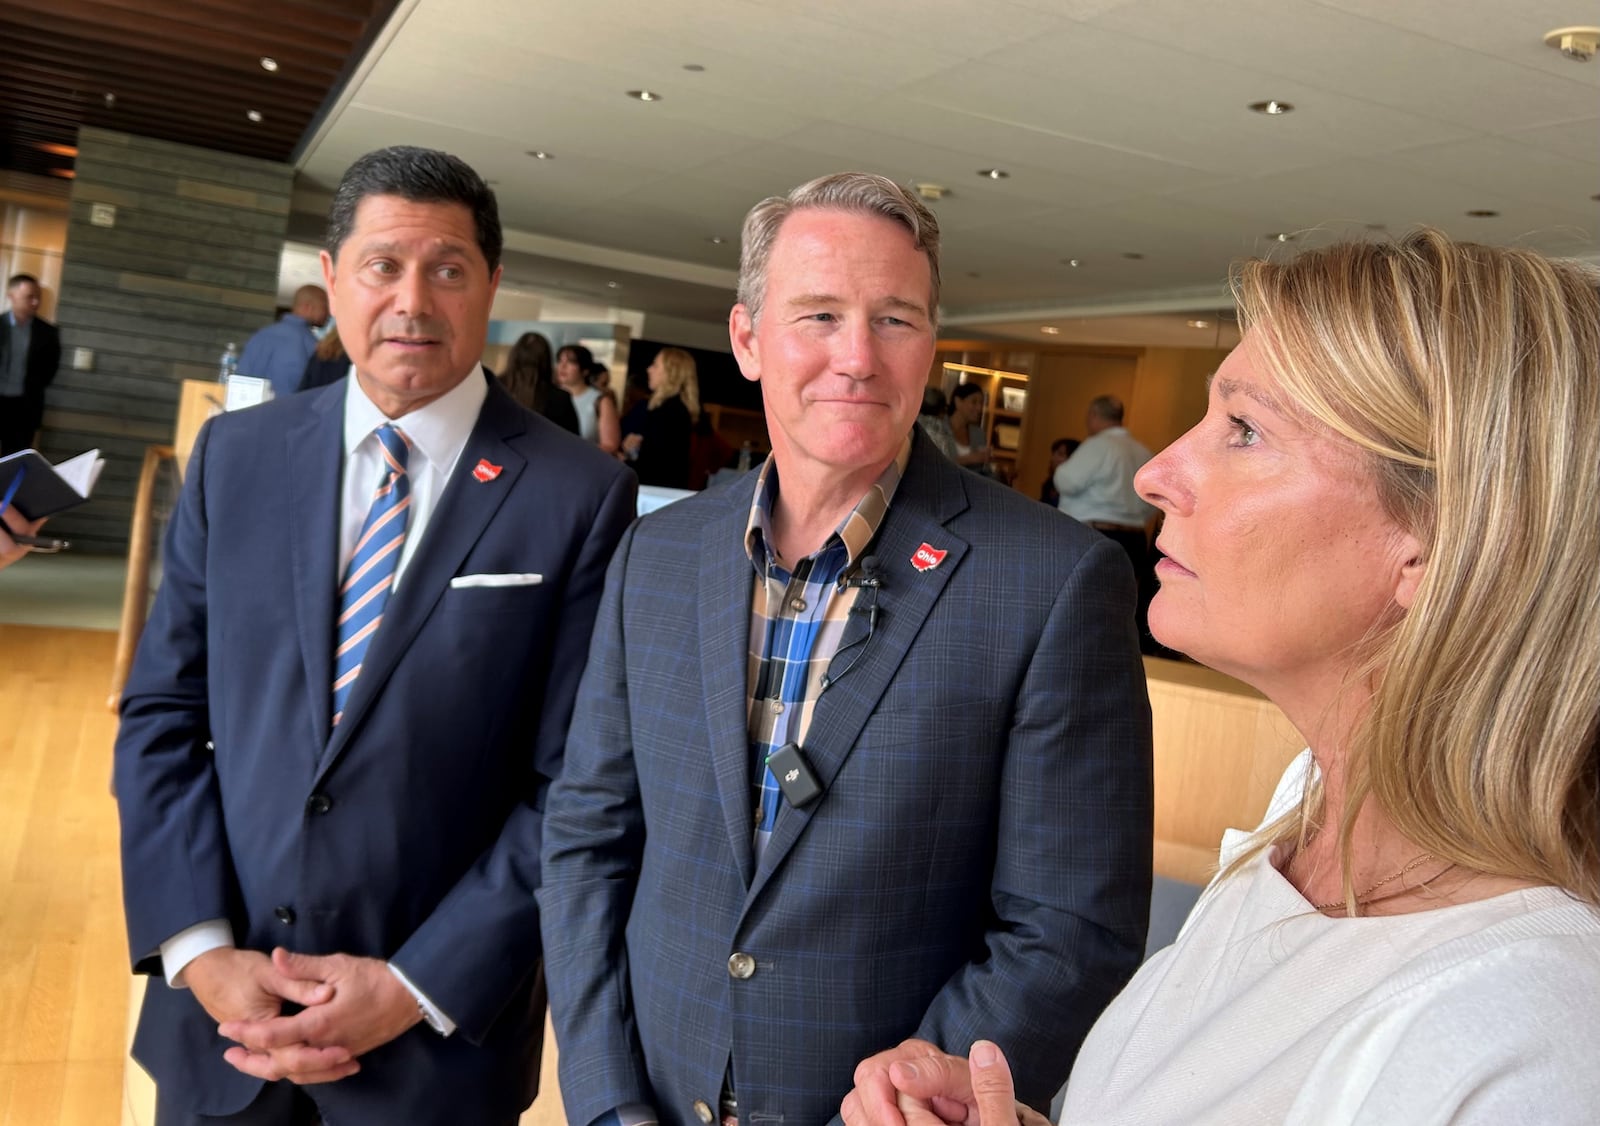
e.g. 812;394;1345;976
43;128;292;553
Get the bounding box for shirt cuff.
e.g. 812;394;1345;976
592;1105;660;1126
160;920;234;988
387;962;456;1037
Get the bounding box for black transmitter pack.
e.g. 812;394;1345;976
767;742;823;807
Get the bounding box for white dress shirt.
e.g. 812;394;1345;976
158;366;491;1036
1053;425;1158;527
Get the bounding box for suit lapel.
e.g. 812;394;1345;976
286;387;345;747
315;385;528;780
746;441;971;904
700;487;759;889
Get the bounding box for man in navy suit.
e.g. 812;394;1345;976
540;173;1153;1126
0;273;62;455
115;146;636;1126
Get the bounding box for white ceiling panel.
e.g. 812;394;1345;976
898;65;1401;176
1374;136;1600;211
296;0;1600;334
745;0;1073;59
1092;0;1600;132
1311;0;1600;84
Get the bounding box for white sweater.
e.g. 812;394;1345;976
1061;752;1600;1124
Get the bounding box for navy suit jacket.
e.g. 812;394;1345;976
115;375;636;1124
540;432;1153;1126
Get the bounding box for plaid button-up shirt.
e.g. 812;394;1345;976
742;439;909;864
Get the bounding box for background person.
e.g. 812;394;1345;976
844;230;1600;1126
0;273;61;455
499;332;578;434
115;145;637;1126
238;284;329;399
619;345;698;489
555;343;621;454
947;382;989;471
1038;437;1078;506
1055;396;1157;650
297;321;351;392
541;171;1151;1126
917;386;959;461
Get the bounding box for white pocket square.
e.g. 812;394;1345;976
449;573;543;589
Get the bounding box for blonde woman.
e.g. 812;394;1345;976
555;343;621;454
845;230;1600;1125
621;346;700;489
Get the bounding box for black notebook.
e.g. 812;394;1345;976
0;448;105;519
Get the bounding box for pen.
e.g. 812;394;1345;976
8;533;71;551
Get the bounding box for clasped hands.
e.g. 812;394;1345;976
841;1039;1053;1126
185;946;422;1085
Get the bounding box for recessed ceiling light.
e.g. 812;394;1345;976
1543;26;1600;61
526;150;554;160
627;89;663;102
683;63;706;72
1040;326;1061;335
103;92;116;108
1122;252;1145;260
259;56;279;72
1061;258;1082;268
1465;209;1499;218
706;236;726;245
977;168;1010;180
1266;232;1294;242
246;110;263;123
1187;319;1211;329
1249;100;1294;115
605;281;620;289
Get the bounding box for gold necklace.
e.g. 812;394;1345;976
1312;852;1437;912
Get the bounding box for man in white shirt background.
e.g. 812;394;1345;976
114;145;636;1126
1055;394;1160;652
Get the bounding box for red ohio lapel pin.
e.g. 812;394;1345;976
910;542;948;572
471;459;503;483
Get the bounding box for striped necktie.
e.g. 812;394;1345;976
332;423;412;727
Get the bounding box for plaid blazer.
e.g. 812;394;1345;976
540;431;1153;1126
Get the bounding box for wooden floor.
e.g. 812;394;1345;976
0;624;566;1125
0;626;127;1124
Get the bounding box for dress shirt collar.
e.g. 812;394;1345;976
342;365;488;474
744;434;911;572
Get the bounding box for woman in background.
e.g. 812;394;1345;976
1039;437;1078;506
948;383;990;472
555;343;621;454
844;230;1600;1125
297;322;350;392
621;346;699;489
500;332;578;433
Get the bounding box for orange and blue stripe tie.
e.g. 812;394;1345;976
332;423;411;727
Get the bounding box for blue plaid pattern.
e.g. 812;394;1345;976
743;445;906;865
332;423;411;727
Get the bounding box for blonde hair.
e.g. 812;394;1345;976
649;346;700;421
1232;229;1600;905
313;322;344;362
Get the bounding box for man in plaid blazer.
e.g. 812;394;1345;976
540;173;1153;1126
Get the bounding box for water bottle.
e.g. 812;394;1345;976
218;342;239;384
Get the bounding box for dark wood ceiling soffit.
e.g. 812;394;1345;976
0;0;400;179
